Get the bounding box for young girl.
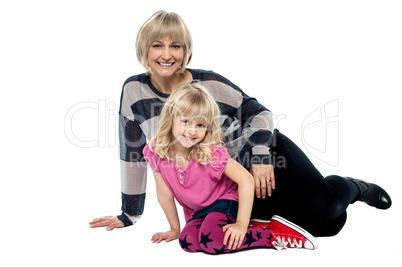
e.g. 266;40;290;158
143;83;318;253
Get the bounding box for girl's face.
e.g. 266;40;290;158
147;35;184;78
171;115;208;152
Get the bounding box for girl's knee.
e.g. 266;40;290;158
198;226;228;253
179;219;203;252
179;233;199;252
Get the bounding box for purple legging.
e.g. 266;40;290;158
179;212;274;253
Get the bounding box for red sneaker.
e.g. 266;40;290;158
249;219;271;229
269;215;319;250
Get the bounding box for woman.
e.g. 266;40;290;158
89;10;391;237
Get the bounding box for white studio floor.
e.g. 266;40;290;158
1;1;401;266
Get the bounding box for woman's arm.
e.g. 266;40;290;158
151;171;181;243
196;70;276;199
222;158;255;249
89;78;147;230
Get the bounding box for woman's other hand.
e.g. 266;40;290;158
250;164;275;198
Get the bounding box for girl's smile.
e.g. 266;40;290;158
172;115;208;152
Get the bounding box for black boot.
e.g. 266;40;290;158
347;177;392;210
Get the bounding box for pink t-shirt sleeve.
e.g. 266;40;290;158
208;146;230;180
143;144;161;173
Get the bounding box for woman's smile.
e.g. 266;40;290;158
147;36;184;78
158;62;175;67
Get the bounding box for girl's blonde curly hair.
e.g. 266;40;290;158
150;83;224;164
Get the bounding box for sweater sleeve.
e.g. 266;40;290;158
238;88;274;165
117;82;148;227
194;70;274;166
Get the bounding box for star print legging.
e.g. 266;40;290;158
179;212;274;253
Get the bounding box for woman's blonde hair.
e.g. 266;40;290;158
150;83;224;164
136;10;193;74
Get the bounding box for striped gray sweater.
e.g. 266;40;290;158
117;69;273;226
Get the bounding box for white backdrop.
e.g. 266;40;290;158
1;0;401;266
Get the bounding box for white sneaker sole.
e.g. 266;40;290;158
250;219;271;223
271;215;319;250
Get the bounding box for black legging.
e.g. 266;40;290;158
250;129;359;237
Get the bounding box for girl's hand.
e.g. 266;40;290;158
89;216;124;231
151;229;180;244
222;222;248;250
251;164;275;198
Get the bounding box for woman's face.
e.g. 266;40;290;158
147;36;184;78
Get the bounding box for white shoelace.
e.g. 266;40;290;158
272;236;303;249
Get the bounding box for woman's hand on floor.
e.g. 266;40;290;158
89;216;124;231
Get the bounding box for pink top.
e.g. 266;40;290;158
143;144;239;222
